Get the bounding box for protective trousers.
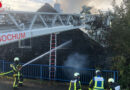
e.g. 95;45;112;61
13;75;18;88
18;73;23;86
13;72;23;89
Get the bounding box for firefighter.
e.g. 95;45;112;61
108;78;120;90
10;57;23;90
69;72;82;90
89;70;105;90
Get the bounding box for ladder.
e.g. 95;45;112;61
49;33;57;80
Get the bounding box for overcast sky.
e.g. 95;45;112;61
1;0;122;13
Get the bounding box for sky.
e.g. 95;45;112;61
0;0;122;13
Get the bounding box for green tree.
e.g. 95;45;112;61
106;0;130;89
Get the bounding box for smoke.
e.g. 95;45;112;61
64;53;88;68
63;53;89;79
87;0;113;10
56;0;122;13
58;0;89;13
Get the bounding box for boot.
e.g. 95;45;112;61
19;83;23;87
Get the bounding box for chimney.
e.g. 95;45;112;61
54;1;62;13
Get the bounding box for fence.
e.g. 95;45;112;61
0;60;118;84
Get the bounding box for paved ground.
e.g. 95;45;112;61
0;77;88;90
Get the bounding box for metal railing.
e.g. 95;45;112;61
0;60;118;84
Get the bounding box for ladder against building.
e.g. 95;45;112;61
49;33;57;79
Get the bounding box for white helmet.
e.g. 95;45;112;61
96;70;101;74
108;78;115;83
14;57;20;62
74;72;80;77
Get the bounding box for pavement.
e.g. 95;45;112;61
0;77;69;90
0;77;88;90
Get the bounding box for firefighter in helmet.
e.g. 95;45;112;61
108;78;120;90
10;57;23;90
89;70;105;90
69;72;82;90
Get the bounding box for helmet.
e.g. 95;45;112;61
74;72;80;77
108;78;115;83
14;57;19;62
95;70;101;74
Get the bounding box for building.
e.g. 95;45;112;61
54;3;62;13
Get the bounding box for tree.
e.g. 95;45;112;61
106;0;130;89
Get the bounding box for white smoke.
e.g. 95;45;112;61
64;53;89;78
64;53;88;69
58;0;89;13
55;0;122;13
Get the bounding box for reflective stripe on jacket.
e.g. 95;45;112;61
93;76;104;90
11;64;22;76
69;80;82;90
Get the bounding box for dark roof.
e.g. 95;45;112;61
37;3;57;13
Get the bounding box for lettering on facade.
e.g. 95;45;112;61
0;32;26;42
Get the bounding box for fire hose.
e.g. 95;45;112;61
0;70;13;76
0;40;72;76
